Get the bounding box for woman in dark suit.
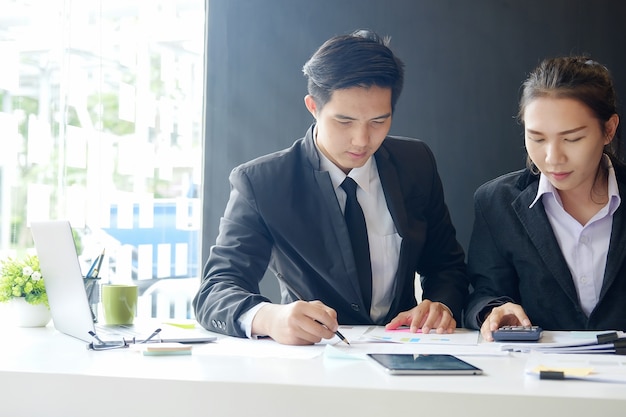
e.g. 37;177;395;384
465;56;626;341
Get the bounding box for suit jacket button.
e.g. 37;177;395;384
351;303;360;311
211;319;218;328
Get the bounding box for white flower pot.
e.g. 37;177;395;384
9;297;52;327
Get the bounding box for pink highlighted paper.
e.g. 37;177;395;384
362;327;479;345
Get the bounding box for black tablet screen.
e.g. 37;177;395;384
367;353;483;375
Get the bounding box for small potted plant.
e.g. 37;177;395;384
0;254;51;327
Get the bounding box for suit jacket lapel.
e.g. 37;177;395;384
512;182;580;304
600;190;626;300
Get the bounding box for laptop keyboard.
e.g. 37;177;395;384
95;323;143;338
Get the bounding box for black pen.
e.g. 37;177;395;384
283;282;350;345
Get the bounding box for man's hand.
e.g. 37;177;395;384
480;302;531;342
251;300;339;345
385;299;456;334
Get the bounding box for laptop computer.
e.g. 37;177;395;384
30;220;216;344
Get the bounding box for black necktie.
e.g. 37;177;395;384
341;177;372;312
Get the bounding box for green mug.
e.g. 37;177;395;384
101;284;138;325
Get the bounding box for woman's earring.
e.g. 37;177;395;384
530;163;540;176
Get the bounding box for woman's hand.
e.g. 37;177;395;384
480;302;531;342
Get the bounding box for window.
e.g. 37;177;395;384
0;0;205;319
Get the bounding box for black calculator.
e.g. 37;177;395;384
492;325;543;342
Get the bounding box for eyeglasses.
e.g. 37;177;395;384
87;328;162;351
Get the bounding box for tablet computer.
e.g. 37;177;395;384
367;353;483;375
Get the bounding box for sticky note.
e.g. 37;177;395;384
143;349;192;356
162;319;197;329
533;365;593;377
133;342;193;356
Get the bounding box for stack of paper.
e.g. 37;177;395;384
498;331;626;354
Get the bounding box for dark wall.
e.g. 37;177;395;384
201;0;626;295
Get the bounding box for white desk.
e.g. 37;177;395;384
2;324;625;417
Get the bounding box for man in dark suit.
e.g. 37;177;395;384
193;30;468;345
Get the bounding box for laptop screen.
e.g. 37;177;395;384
30;220;97;342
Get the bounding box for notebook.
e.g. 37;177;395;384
30;220;216;344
